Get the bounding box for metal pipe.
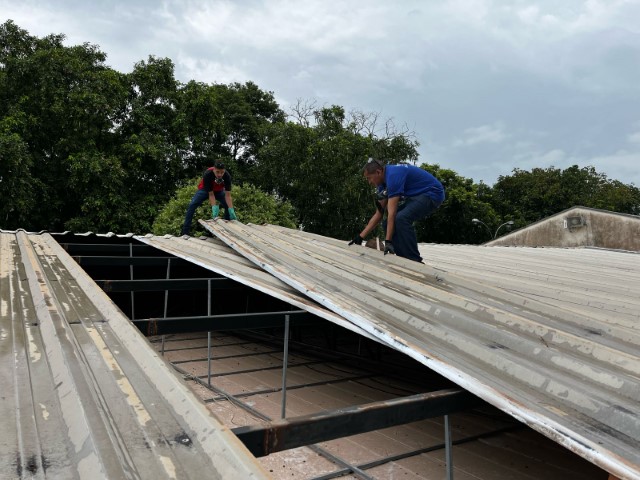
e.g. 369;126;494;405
171;363;270;422
132;309;308;323
310;424;521;480
207;279;212;386
163;258;171;318
206;372;380;402
281;315;290;419
129;243;135;319
207;331;212;386
196;360;322;379
307;444;374;480
445;414;453;480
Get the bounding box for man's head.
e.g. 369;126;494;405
213;161;226;183
363;158;385;186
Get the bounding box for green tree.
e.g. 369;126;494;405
152;179;297;236
592;178;640;214
492;165;640;223
0;129;34;227
217;81;286;182
176;80;285;183
178;80;227;175
64;152;134;232
0;20;127;230
256;105;420;239
417;165;500;244
113;56;185;232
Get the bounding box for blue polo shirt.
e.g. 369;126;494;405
378;164;445;203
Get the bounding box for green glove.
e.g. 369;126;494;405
212;205;220;218
228;207;237;220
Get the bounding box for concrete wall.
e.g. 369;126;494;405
487;207;640;251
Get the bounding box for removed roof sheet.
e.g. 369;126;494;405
0;231;268;479
202;220;640;480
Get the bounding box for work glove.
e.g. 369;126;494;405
348;234;364;246
212;205;220;218
228;208;237;220
384;240;395;255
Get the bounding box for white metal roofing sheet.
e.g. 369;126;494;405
202;220;640;480
134;234;379;342
0;231;269;479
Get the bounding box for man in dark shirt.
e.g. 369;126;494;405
349;159;444;262
181;161;236;236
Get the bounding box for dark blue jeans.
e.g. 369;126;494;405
383;195;441;262
181;189;229;235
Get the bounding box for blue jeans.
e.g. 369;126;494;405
181;189;229;235
383;195;441;262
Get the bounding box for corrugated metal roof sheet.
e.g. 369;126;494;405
201;220;640;480
0;231;269;479
418;244;639;334
133;234;379;342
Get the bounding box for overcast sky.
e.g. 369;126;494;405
3;0;640;186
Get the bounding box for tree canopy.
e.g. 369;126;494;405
492;165;640;225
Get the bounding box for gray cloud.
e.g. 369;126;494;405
2;0;640;185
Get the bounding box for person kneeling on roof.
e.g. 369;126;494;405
181;161;237;236
348;158;444;263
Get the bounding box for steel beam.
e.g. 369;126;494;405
72;256;189;267
60;243;157;255
233;388;482;457
95;277;237;292
132;310;317;333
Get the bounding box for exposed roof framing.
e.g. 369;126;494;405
134;234;380;343
234;388;482;457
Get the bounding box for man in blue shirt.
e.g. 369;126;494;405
349;159;445;262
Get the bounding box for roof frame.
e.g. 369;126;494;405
233;388;481;457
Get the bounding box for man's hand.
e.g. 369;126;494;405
212;205;220;219
228;208;237;220
384;240;395;255
348;234;364;246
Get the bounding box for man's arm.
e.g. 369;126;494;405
359;198;387;238
385;196;400;241
208;191;216;206
224;191;234;209
359;210;383;239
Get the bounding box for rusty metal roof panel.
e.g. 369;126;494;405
0;231;269;479
201;221;640;480
133;234;378;342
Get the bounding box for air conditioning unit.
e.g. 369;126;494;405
564;216;585;229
